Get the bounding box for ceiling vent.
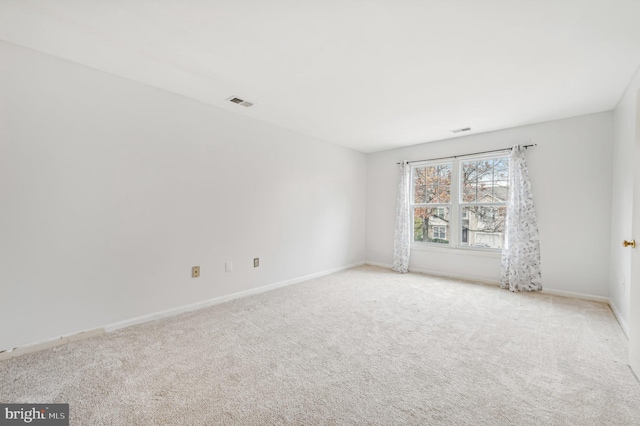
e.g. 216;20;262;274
227;96;254;107
451;127;471;133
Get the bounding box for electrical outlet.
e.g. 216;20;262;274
254;258;259;268
225;261;233;273
192;266;200;278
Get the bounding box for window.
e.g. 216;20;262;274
432;226;447;239
411;155;509;250
411;163;451;244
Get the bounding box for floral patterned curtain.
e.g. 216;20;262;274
393;161;411;273
500;145;542;291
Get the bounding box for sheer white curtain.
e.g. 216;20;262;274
393;161;411;273
500;145;542;291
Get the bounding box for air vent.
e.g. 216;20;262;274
227;96;254;107
451;127;471;134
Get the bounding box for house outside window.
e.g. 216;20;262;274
410;155;509;250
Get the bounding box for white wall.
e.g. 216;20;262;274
367;113;614;297
0;41;366;352
609;66;640;335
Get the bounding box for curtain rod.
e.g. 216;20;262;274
397;144;537;165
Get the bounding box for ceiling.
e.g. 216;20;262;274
1;0;640;153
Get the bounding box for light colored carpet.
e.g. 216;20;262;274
1;265;639;425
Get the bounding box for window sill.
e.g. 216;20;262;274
410;243;502;258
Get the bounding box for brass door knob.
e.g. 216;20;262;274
623;240;636;248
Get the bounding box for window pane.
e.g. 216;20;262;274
462;184;476;203
413;164;451;204
414;185;426;203
436;165;452;203
461;158;509;204
477;160;494;182
494;159;508;179
413;168;426;203
425;186;437;203
460;206;506;249
461;162;477;202
492;181;509;202
414;207;450;243
477;183;493;201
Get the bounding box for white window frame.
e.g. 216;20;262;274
410;153;508;252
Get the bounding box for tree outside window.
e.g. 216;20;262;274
411;155;508;250
412;163;451;244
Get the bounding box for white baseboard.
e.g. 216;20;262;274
106;261;364;332
364;261;500;286
410;266;501;286
365;261;611;303
0;328;105;362
540;287;609;304
368;260;630;339
364;261;393;269
608;300;629;338
1;261;365;360
3;261;625;361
